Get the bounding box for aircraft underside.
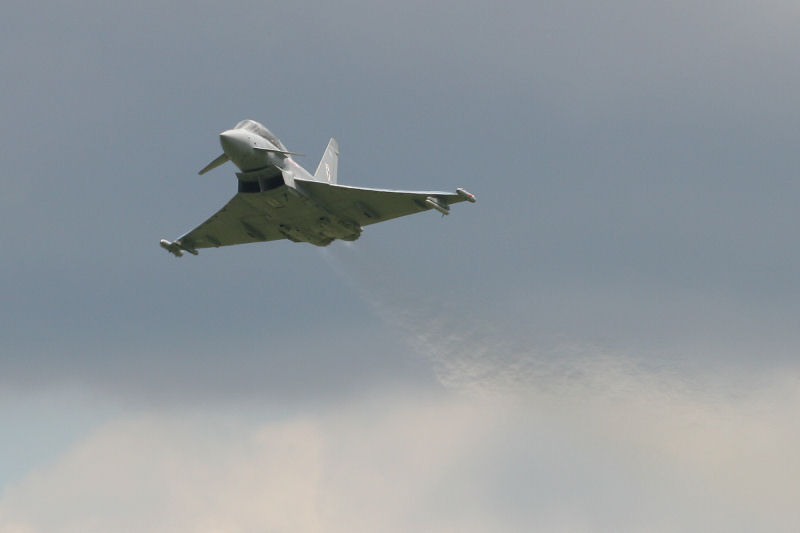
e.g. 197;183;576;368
187;181;362;250
160;119;475;257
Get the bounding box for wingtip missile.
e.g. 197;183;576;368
160;239;183;257
160;239;198;257
456;188;476;203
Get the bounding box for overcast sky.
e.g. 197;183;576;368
1;1;799;531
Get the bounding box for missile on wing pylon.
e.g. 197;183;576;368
425;197;450;216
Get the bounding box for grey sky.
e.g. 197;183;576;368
1;1;799;531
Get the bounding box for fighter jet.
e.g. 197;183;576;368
160;119;476;257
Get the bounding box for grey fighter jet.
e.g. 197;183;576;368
160;120;476;257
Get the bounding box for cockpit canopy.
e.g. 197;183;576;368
235;119;287;151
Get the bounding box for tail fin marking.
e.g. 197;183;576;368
314;138;339;184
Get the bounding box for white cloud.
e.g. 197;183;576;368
1;361;798;533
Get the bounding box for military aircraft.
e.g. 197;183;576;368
160;119;476;256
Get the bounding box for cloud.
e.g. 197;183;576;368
2;1;800;531
0;391;490;533
1;359;798;533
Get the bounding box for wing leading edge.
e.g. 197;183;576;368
293;178;475;226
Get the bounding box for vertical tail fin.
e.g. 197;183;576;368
313;138;339;184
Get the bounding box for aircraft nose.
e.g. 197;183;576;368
219;129;251;156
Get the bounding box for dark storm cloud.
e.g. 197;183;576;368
1;0;799;400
